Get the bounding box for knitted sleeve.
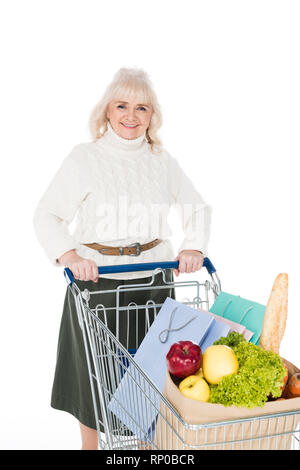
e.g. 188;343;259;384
32;144;90;265
166;151;212;256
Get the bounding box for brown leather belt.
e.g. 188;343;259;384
83;239;162;256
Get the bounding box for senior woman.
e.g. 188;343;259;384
33;67;212;450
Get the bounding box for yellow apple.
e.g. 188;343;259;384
179;375;210;402
202;345;239;385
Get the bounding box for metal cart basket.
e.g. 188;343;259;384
64;259;300;450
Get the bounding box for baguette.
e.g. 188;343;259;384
259;273;288;353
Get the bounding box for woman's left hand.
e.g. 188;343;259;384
174;250;204;277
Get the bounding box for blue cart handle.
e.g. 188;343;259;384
64;257;216;285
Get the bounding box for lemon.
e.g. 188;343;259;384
202;345;239;385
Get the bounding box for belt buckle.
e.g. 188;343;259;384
128;242;142;256
98;248;110;255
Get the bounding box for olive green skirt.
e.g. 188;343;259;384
51;270;175;431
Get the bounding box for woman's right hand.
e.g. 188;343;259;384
58;249;99;283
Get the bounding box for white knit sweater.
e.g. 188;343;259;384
33;122;212;279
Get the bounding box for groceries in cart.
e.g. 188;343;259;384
154;272;300;451
168;333;289;408
107;294;260;437
108;269;299;442
166;271;300;408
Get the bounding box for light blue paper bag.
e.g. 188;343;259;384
200;314;230;352
108;297;230;438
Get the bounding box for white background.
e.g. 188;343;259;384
0;0;299;450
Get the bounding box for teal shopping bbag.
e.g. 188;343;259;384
209;291;266;345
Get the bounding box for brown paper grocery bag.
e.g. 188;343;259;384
154;358;300;450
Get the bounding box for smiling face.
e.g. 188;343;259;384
106;98;153;140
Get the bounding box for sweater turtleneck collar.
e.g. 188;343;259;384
100;120;147;153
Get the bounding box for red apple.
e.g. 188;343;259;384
166;341;202;378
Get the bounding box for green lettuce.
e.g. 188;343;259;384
213;331;246;348
209;338;286;408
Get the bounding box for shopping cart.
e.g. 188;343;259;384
64;259;300;450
